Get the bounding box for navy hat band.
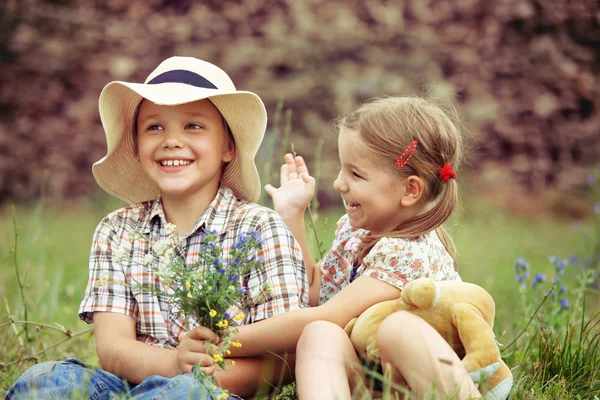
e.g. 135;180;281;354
147;70;218;89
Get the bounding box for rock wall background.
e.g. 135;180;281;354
1;0;598;208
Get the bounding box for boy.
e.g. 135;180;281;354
6;57;308;399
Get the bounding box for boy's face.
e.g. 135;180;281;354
136;99;235;201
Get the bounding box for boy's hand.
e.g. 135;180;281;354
265;153;316;219
175;326;220;375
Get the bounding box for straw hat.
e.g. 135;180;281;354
93;56;266;204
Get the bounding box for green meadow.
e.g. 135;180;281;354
1;187;598;398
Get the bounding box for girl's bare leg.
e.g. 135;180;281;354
377;311;481;399
296;321;367;400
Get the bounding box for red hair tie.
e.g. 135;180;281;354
439;164;456;183
395;140;419;168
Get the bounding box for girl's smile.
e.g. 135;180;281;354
334;127;415;235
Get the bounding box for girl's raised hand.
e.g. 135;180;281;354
265;153;316;219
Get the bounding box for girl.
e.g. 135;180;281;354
181;96;482;399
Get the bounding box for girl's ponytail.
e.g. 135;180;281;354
341;96;465;269
358;174;458;267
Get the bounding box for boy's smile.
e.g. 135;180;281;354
136;99;234;203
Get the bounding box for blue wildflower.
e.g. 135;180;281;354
523;271;529;278
218;268;226;275
559;285;567;293
216;281;220;288
560;299;570;309
224;312;231;320
520;282;527;290
569;255;578;264
550;256;559;265
237;287;247;294
532;273;546;286
251;231;264;244
552;276;558;283
536;273;546;281
516;275;524;282
587;175;595;186
213;258;220;266
234;258;240;266
516;257;526;266
257;256;265;264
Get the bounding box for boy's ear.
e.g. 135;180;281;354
222;138;235;163
400;175;425;207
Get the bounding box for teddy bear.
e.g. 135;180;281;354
343;278;513;400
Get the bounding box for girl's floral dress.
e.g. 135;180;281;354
318;214;461;305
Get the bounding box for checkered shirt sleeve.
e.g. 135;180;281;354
79;214;138;323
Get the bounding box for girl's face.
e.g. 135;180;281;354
333;127;410;235
136;99;234;202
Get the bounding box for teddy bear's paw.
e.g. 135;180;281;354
469;362;499;385
482;376;513;400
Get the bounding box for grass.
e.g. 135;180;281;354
0;192;598;398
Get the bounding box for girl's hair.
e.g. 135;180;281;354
337;96;465;267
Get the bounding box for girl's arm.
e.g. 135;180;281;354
265;154;321;296
228;275;402;357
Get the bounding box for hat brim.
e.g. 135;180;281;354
93;81;266;204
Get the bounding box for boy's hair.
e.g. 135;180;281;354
337;96;465;266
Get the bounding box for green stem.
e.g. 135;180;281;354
504;282;557;350
0;320;72;334
11;206;30;345
306;204;325;260
2;327;93;368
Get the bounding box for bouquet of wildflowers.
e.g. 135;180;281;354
108;223;266;397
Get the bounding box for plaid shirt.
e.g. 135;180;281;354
79;186;308;349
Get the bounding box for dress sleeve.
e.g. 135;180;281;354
361;236;428;290
78;217;138;324
244;211;309;323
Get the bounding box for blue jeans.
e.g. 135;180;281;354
5;358;239;399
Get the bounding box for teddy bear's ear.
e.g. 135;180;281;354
401;278;438;309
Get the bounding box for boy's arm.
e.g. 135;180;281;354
93;312;215;383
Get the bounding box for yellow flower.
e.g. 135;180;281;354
185;281;191;289
218;393;229;400
216;319;229;328
231;360;236;365
213;353;223;363
186;292;192;298
226;350;231;355
209;309;217;318
233;312;245;322
231;341;242;348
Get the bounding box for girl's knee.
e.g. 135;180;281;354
377;312;423;355
297;321;347;353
